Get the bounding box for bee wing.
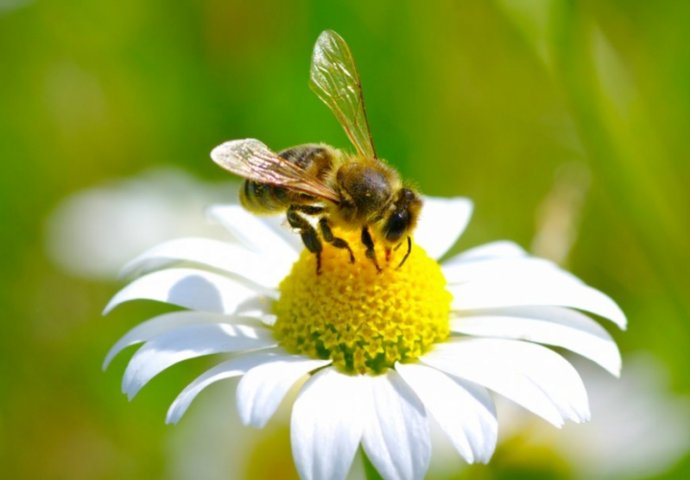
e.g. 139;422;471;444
310;30;377;159
211;138;340;203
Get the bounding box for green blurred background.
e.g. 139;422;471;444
2;0;689;478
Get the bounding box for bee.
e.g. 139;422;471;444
211;30;422;274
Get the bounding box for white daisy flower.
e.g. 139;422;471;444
104;196;625;480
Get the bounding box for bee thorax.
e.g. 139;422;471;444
336;163;393;222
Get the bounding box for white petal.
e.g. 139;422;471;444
422;338;590;427
444;240;526;264
232;295;277;318
207;204;301;256
103;268;275;315
415;196;473;260
451;306;622;375
361;371;431;480
449;275;626;329
443;256;581;285
122;323;276;399
104;311;262;370
120;237;291;287
396;363;497;464
291;368;368;480
166;348;283;424
236;356;330;428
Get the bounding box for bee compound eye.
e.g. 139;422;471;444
384;211;409;242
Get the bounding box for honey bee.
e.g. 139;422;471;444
211;30;422;273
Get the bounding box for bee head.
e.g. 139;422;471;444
381;188;422;244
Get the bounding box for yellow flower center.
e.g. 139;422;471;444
274;230;451;375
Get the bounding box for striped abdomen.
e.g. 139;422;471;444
240;144;336;214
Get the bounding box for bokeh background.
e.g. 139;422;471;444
2;0;689;478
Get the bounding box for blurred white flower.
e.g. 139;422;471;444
496;354;690;479
45;168;236;279
105;197;625;480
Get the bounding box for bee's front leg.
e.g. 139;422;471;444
361;226;382;273
319;218;355;263
287;206;323;274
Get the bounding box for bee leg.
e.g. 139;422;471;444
396;236;412;269
287;207;323;274
385;248;392;262
361;226;382;273
292;205;325;215
319;218;355;263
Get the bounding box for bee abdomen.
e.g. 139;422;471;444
279;144;331;172
239;144;337;214
240;180;291;213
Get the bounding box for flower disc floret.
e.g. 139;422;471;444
274;230;451;374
